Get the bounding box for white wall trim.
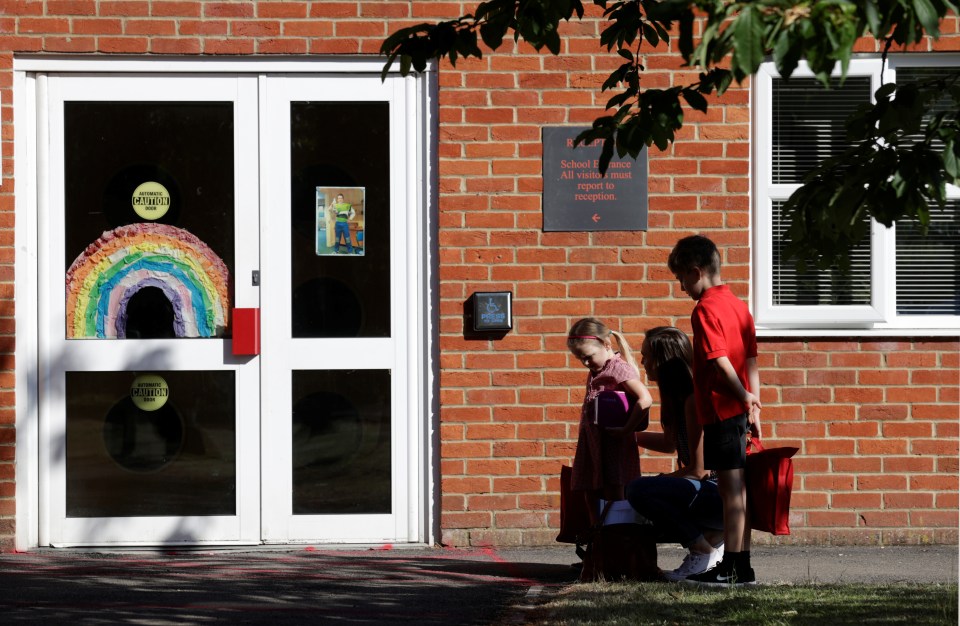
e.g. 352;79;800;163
13;55;414;75
13;70;39;552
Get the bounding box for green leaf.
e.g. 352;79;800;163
455;29;482;58
772;33;801;79
479;21;507;50
714;69;734;96
732;4;765;79
678;8;694;61
606;87;637;110
946;140;960;180
875;83;898;100
602;62;633;91
653;21;670;45
830;23;856;78
641;21;659;47
694;19;718;69
614;103;633;124
380;27;408;56
862;0;882;36
598;137;615;175
545;30;562;54
381;51;399;80
412;53;428;73
430;21;456;50
912;0;942;37
573;0;585;20
681;88;708;113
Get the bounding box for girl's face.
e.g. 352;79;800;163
570;340;614;374
640;339;657;381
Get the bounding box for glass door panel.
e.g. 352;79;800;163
292;369;391;515
42;74;260;546
66;370;237;517
260;75;415;543
290;102;391;338
63;100;235;340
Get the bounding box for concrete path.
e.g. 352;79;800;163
0;544;955;624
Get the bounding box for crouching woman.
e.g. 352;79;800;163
626;326;724;581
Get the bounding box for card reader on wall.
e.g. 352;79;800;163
471;291;512;332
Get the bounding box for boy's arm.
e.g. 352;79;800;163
746;356;762;439
712;356;762;438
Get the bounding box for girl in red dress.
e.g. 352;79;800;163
567;318;653;523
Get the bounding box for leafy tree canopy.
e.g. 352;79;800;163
381;1;960;270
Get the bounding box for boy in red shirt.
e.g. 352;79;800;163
668;235;762;586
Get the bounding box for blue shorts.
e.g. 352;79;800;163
703;413;748;470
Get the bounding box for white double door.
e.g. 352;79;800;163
37;72;425;546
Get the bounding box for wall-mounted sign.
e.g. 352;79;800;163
130;373;170;411
542;127;648;232
471;291;512;332
131;181;171;220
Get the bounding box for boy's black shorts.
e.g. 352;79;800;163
703;413;748;471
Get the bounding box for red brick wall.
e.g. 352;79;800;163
0;1;957;550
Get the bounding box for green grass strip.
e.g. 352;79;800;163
533;582;958;625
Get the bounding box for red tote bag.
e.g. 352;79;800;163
556;465;592;544
745;438;799;535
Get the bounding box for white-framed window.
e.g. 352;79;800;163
754;55;959;334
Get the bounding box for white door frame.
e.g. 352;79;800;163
260;74;420;543
13;56;437;550
41;73;262;546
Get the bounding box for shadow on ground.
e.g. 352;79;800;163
0;548;577;625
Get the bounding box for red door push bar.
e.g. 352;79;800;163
232;308;260;356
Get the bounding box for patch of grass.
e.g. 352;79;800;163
531;582;959;625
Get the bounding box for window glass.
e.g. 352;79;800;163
769;77;874;309
66;370;237;517
289;102;391;338
63;102;235;340
291;369;392;515
896;200;960;315
771;77;872;184
771;201;872;306
893;67;960;316
896;67;956;152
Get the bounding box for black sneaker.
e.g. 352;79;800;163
682;556;756;586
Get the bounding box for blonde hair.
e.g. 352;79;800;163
567;317;638;371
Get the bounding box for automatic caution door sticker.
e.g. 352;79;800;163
130;373;170;411
132;181;171;220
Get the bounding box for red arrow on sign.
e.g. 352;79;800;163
592;213;601;223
